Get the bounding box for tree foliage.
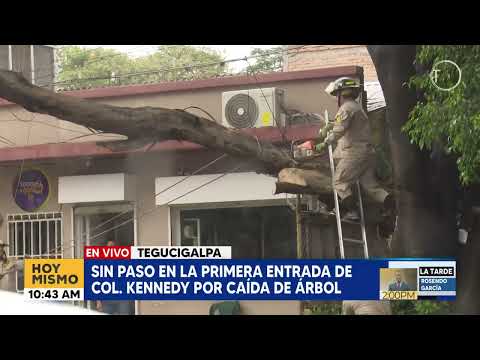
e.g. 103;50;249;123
391;300;454;315
57;45;285;89
305;301;454;315
57;45;228;88
57;46;137;87
133;45;228;82
246;46;284;74
405;45;480;185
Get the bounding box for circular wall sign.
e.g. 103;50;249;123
13;169;49;211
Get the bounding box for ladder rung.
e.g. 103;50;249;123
325;211;361;225
344;238;365;245
341;219;360;225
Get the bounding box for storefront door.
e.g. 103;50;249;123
73;203;135;314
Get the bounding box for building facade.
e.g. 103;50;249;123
285;45;378;81
0;45;56;88
0;65;369;314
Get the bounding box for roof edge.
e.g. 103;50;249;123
0;125;320;163
0;66;362;107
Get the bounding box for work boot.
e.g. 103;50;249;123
383;194;395;214
318;202;331;215
342;210;360;222
340;195;357;211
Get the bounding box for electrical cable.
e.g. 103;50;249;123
39;45;308;88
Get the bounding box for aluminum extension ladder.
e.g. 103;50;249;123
324;109;369;260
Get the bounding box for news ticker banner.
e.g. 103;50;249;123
23;246;456;302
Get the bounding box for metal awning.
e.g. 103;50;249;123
155;172;293;207
365;81;386;112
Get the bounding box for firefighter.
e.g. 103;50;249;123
315;77;392;220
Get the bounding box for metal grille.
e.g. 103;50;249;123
7;212;63;259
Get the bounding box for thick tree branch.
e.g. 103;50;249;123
0;70;307;172
0;69;393;202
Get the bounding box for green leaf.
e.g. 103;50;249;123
406;45;480;185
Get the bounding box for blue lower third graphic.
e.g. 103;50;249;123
84;259;388;301
419;277;456;292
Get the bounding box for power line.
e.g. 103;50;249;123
79;72;277;243
0;135;16;147
30;45;131;80
38;45;308;88
3;45;149;87
4;47;305;145
244;57;289;144
63;103;229;248
11;45;310;92
5;45;58;85
56;132;123;143
87;161;245;243
4;47;306;147
3;49;306;149
34;45;160;84
79;58;292;243
49;44;310;79
9;47;313;252
75;153;228;242
13;113;34;200
35;44;234;85
183;106;218;122
9;58;296;245
5;111;96;136
70;99;260;244
50;152;230;255
11;57;35;237
39;45;313;253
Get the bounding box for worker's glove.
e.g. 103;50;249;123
319;126;329;139
315;142;327;152
318;123;333;141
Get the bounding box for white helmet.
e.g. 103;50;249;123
325;77;361;97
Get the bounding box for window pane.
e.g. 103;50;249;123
41;222;48;255
22;221;35;256
6;213;63;293
32;222;40;256
16;223;24;257
0;45;9;69
49;221;56;257
263;207;296;258
182;219;200;246
55;220;62;258
8;223;15;256
24;222;31;257
179;206;296;259
11;45;32;82
38;222;47;255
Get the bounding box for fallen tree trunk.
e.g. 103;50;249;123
0;69;384;205
275;168;332;196
0;70;308;173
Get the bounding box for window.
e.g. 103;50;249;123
7;212;63;291
182;218;200;246
177;206;296;259
73;205;135;314
0;45;55;87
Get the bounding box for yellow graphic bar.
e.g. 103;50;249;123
24;259;84;289
381;291;418;301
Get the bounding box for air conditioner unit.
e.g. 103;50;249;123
222;87;285;129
